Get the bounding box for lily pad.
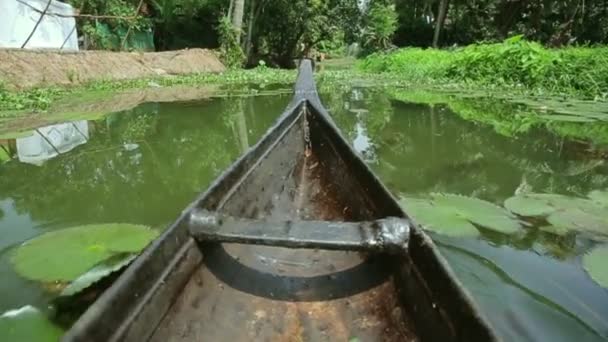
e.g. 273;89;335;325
12;223;158;282
504;195;556;217
588;190;608;207
504;192;608;236
60;253;137;297
401;198;479;237
0;306;63;342
583;245;608;288
400;194;521;237
538;114;596;122
538;225;571;236
546;209;608;236
433;194;521;234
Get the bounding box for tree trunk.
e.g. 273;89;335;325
244;0;258;62
432;0;449;48
231;0;245;44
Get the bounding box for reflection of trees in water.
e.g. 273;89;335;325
0;94;288;229
322;86;608;205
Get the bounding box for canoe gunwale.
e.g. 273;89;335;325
62;89;308;342
62;60;500;342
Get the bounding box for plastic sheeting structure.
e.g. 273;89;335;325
16;121;89;166
0;0;79;50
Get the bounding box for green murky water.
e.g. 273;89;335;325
1;85;608;341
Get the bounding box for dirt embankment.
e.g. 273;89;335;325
0;48;225;90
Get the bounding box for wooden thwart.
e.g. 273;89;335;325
188;209;411;253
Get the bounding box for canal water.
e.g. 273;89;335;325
1;84;607;341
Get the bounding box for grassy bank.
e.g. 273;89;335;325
359;36;608;99
0;67;297;115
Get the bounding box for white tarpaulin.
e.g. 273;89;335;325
16;121;89;166
0;0;78;49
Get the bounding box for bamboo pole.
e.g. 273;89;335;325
16;0;136;20
21;0;53;48
120;0;145;50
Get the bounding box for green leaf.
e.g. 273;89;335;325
60;253;137;297
0;306;63;342
583;245;608;288
400;194;521;237
546;209;608;236
504;194;557;217
505;193;608;236
538;225;571;236
587;190;608;207
538;114;596;122
12;224;158;282
433;194;521;234
402;198;479;237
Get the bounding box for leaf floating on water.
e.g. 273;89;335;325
538;114;596;122
504;192;608;237
60;253;137;297
433;194;521;234
401;198;479;237
0;305;63;342
587;189;608;207
504;194;556;217
546;209;608;236
583;245;608;289
400;194;521;237
538;224;571;236
12;224;158;282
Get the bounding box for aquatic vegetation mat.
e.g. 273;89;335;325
504;191;608;237
11;223;158;283
583;245;608;289
400;193;521;237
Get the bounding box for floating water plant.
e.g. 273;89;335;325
60;253;137;297
583;245;608;289
504;191;608;236
12;224;158;285
0;306;63;342
400;193;521;237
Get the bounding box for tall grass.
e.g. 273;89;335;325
359;36;608;98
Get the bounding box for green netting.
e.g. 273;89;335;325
94;23;155;51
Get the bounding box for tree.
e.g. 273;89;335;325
361;1;398;54
231;0;245;44
432;0;449;47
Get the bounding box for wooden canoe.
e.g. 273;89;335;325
62;60;499;342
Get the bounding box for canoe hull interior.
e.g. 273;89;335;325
62;61;497;342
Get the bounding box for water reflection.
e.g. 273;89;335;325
15;121;90;166
1;84;607;341
0;93;290;313
320;87;608;342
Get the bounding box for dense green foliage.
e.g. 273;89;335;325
394;0;608;47
217;15;245;68
60;0;608;68
360;37;608;97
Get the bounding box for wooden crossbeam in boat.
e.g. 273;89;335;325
188;209;410;253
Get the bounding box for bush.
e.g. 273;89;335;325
217;16;245;69
358;47;453;81
359;36;608;97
